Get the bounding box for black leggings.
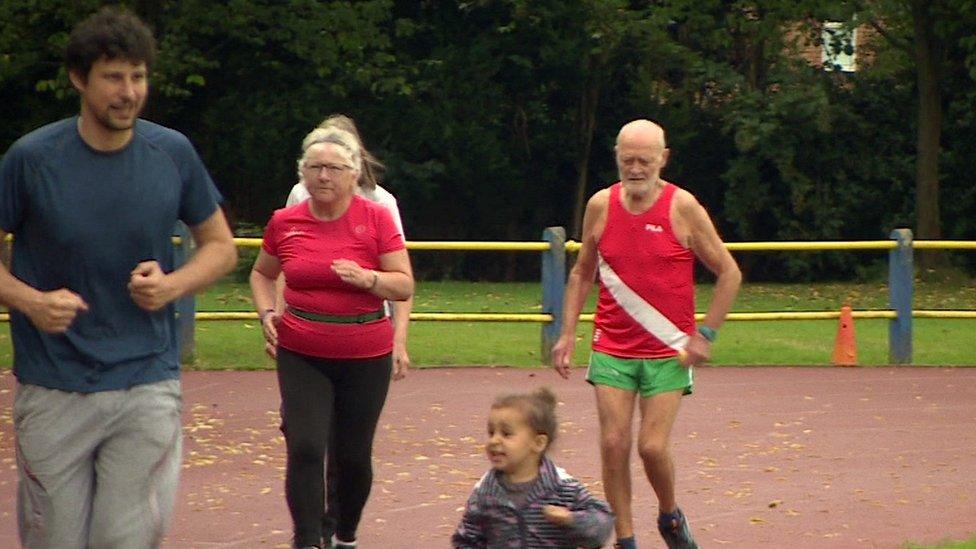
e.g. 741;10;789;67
276;347;392;546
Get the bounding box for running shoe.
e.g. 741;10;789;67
657;507;698;549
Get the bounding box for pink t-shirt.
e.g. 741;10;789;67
262;196;405;358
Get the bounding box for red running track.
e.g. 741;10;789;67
1;366;975;548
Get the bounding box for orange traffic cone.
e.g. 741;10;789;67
832;305;857;366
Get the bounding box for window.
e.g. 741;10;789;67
821;21;856;72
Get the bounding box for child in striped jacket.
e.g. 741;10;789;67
452;388;613;548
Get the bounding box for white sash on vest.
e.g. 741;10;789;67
598;253;689;352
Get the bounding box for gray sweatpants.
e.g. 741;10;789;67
14;379;183;549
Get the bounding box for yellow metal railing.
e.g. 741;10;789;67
3;235;974;340
5;311;967;324
3;230;974;365
4;237;975;326
177;236;976;253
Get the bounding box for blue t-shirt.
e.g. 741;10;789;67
0;117;221;392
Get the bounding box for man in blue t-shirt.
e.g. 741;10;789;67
0;7;237;548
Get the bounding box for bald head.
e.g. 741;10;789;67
614;119;670;194
616;119;666;152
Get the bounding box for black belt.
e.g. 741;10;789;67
287;307;385;324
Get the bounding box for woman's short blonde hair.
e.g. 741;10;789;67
296;126;362;180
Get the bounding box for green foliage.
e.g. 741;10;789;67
2;0;976;281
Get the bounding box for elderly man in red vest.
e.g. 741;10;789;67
553;119;741;549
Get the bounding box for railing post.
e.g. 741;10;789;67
888;228;913;364
541;227;566;365
174;222;196;365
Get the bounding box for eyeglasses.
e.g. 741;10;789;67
304;163;352;176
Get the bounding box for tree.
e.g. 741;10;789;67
649;2;866;277
844;0;976;269
563;1;658;239
0;0;406;226
3;1;973;280
0;0;102;144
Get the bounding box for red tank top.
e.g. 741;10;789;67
593;182;695;358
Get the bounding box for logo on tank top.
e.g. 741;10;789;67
593;328;602;343
355;224;366;235
644;223;663;233
284;227;307;238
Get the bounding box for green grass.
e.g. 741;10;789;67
182;278;976;370
195;276;976;313
3;278;975;370
903;536;976;549
184;316;976;370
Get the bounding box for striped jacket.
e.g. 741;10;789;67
452;457;614;548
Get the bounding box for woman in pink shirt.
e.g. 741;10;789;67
250;126;413;549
